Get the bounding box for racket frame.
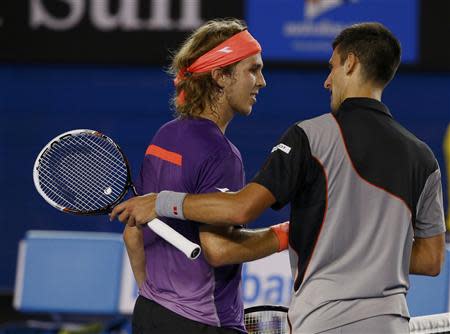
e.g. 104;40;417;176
33;129;132;215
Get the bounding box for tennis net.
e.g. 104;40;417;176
410;313;450;334
244;307;450;334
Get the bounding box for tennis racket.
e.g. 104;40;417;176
244;305;289;334
33;129;201;260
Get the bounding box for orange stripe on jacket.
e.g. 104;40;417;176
145;144;182;166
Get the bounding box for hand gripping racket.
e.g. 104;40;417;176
33;129;201;260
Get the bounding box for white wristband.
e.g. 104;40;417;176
155;191;187;220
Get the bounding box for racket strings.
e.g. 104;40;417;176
39;144;122;211
38;167;93;209
40;146;114;200
44;135;127;210
39;158;113;211
61;134;128;197
37;132;129;212
77;134;129;172
45;137;126;197
76;135;129;190
39;142;122;209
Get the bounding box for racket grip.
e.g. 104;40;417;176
146;218;201;260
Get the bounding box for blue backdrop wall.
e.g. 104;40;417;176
0;65;449;290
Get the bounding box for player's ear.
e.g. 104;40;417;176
344;52;358;75
211;68;229;88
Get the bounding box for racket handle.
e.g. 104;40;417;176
146;218;201;260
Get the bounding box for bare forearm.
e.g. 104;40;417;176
184;192;246;225
410;244;434;275
410;234;445;276
184;183;276;226
123;226;146;288
200;227;280;267
224;228;280;264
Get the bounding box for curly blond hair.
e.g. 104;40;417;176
168;19;247;118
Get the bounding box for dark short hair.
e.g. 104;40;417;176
332;22;401;87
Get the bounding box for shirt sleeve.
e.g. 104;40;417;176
252;123;315;210
414;167;446;238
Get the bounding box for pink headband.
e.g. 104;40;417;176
175;30;262;104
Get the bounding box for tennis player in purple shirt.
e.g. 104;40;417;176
117;19;289;334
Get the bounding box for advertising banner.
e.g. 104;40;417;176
0;0;244;64
247;0;418;64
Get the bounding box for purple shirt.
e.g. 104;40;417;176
135;118;246;332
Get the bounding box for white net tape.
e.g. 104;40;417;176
410;313;450;334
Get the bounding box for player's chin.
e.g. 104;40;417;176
244;99;257;115
238;105;253;116
233;100;255;116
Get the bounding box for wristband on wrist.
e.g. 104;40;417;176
155;191;188;220
270;221;289;252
